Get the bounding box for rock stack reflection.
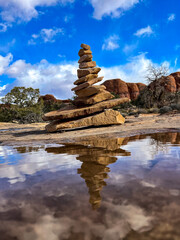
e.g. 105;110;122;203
46;137;131;209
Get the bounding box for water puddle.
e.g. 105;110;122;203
0;132;180;239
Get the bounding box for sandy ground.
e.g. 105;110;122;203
0;113;180;145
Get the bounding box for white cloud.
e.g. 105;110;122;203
168;13;176;22
0;53;13;75
102;35;120;51
0;0;74;22
28;27;64;44
0;22;11;32
101;53;152;83
89;0;140;20
123;43;137;54
4;57;77;99
134;26;154;37
0;52;171;99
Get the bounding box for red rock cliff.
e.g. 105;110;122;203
103;79;146;100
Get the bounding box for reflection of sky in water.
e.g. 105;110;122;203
0;135;179;185
0;133;180;240
0;145;80;184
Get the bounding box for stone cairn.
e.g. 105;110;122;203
43;43;129;132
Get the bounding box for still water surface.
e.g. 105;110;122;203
0;132;180;240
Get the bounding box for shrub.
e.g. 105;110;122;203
148;108;159;113
159;106;172;114
138;108;148;114
170;103;180;111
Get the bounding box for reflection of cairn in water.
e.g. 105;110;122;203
76;137;131;210
45;136;131;210
77;157;113;210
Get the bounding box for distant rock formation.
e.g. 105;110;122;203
102;79;146;100
39;94;71;104
137;72;180;108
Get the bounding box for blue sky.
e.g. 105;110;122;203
0;0;180;99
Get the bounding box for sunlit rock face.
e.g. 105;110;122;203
103;78;146;100
0;132;180;239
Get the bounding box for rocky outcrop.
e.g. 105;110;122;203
39;94;71;104
137;72;180;108
103;79;146;100
170;72;180;91
43;44;129;132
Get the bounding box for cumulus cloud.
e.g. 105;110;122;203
101;53;152;83
0;0;74;22
102;35;120;51
5;59;78;99
0;53;13;75
134;26;154;37
28;27;64;45
168;13;176;22
0;52;171;99
89;0;140;20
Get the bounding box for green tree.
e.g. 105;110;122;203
2;87;40;107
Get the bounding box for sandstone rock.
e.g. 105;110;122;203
43;98;130;121
81;43;91;50
77;67;101;78
164;75;177;93
74;90;114;106
74;74;98;85
79;61;96;69
78;54;93;63
103;79;130;99
137;83;146;92
45;109;125;132
103;79;147;100
78;49;92;57
72;77;104;92
38;94;62;103
170;72;180;91
137;72;180;108
75;85;106;97
127;83;139;100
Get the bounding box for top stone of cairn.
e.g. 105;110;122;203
81;43;91;50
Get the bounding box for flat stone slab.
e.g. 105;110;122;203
45;109;125;132
42;98;130;121
75;85;106;97
72;77;104;92
79;61;96;69
74;74;98;85
78;49;92;57
77;67;101;78
74;90;113;106
78;54;93;63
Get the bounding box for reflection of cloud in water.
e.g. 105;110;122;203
0;146;80;184
4;203;152;240
121;138;170;166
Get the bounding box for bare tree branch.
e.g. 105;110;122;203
145;63;169;84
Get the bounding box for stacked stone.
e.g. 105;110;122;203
72;43;113;106
43;43;130;132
